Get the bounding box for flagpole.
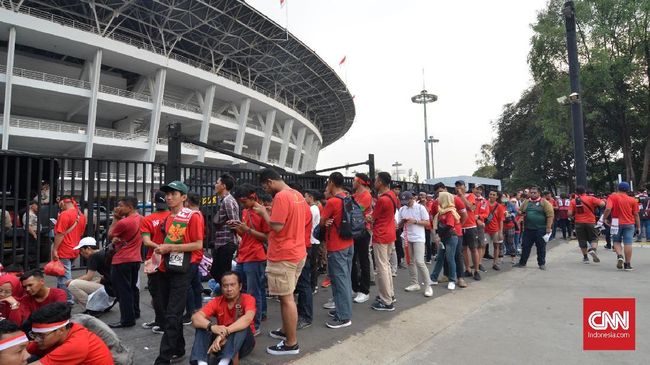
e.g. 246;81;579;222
285;0;289;40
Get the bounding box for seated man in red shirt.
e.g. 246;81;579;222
1;270;66;324
190;272;256;365
25;302;113;365
0;318;30;365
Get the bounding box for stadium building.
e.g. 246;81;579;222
0;0;355;173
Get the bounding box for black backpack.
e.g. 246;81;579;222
336;195;366;240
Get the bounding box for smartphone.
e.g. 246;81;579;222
50;218;57;225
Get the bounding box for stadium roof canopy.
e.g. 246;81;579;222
17;0;355;147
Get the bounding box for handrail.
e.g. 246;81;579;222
7;116;149;142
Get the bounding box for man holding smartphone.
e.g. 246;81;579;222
211;174;240;284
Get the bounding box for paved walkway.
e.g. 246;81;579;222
294;241;649;365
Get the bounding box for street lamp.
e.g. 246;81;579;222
411;90;438;180
392;161;402;181
427;136;439;179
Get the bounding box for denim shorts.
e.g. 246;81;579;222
612;224;635;245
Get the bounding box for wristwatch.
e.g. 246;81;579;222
207;320;217;332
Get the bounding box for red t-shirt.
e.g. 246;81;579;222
200;293;256;335
322;194;354;252
557;198;571;219
237;209;270;263
268;189;307;263
453;196;466;236
484;202;505;234
606;192;639;225
569;195;603;224
54;208;86;259
30;323;113;365
18;288;67;318
439;211;457;234
159;211;205;272
141;210;171;260
111;213;143;265
353;189;373;230
371;191;399;244
461;193;477;228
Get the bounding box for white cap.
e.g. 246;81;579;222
73;236;97;250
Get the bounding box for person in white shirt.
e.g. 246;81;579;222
398;191;433;297
305;190;322;293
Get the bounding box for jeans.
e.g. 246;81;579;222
407;241;432;286
309;245;320;290
56;258;73;304
241;261;266;330
431;235;459;283
443;235;464;279
642;220;650;241
328;245;354;321
296;249;314;323
111;261;141;325
372;242;394;305
351;230;371;295
424;229;433;262
519;228;547;266
186;263;203;316
147;272;165;326
190;327;254;364
550;219;557;239
612;224;635;245
557;219;570;239
210;243;237;283
155;270;190;364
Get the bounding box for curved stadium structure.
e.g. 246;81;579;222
0;0;355;173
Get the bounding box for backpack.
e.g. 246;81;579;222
336;195;366;240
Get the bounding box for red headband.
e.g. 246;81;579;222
0;332;28;350
31;320;69;333
354;177;370;186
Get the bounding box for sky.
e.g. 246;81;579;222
246;0;550;182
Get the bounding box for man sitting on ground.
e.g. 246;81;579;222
0;270;66;322
24;302;113;364
190;271;256;365
0;318;30;365
66;237;114;316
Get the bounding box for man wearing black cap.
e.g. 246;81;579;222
454;180;482;281
154;181;205;364
141;191;171;334
603;182;640;271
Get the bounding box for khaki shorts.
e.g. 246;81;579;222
266;258;306;296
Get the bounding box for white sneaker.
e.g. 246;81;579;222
404;284;421;292
323;298;336;309
424;286;433;297
353;292;370;303
447;282;456;290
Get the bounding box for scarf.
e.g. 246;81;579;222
436;192;460;221
164;207;197;244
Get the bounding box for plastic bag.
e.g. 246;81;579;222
44;260;66;277
86;286;116;312
143;253;162;274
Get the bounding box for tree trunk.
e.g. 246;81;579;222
640;138;650;188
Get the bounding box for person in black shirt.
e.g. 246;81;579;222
66;237;114;315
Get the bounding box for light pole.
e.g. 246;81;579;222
392;161;402;181
428;136;439;179
411;90;438;180
563;0;587;188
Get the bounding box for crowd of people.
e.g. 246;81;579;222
0;170;648;365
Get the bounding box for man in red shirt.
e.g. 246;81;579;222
254;168;306;356
0;318;30;365
569;185;606;264
230;183;270;334
556;193;571;239
603;182;640;271
154;181;204;364
190;272;256;365
52;196;86;304
351;173;373;304
25;302;113;365
483;190;506;271
368;172;399;311
432;183;468;288
1;270;66;325
141;191;171;334
320;172;354;328
454;180;481;281
107;196;143;329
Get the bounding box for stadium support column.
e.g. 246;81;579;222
197;85;216;163
1;27;16;150
84;49;102;158
300;134;315;172
308;142;320;171
278;119;294;168
259;110;276;163
147;68;167;162
291;127;306;172
233;98;251;161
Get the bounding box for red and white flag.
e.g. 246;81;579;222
339;56;346;66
